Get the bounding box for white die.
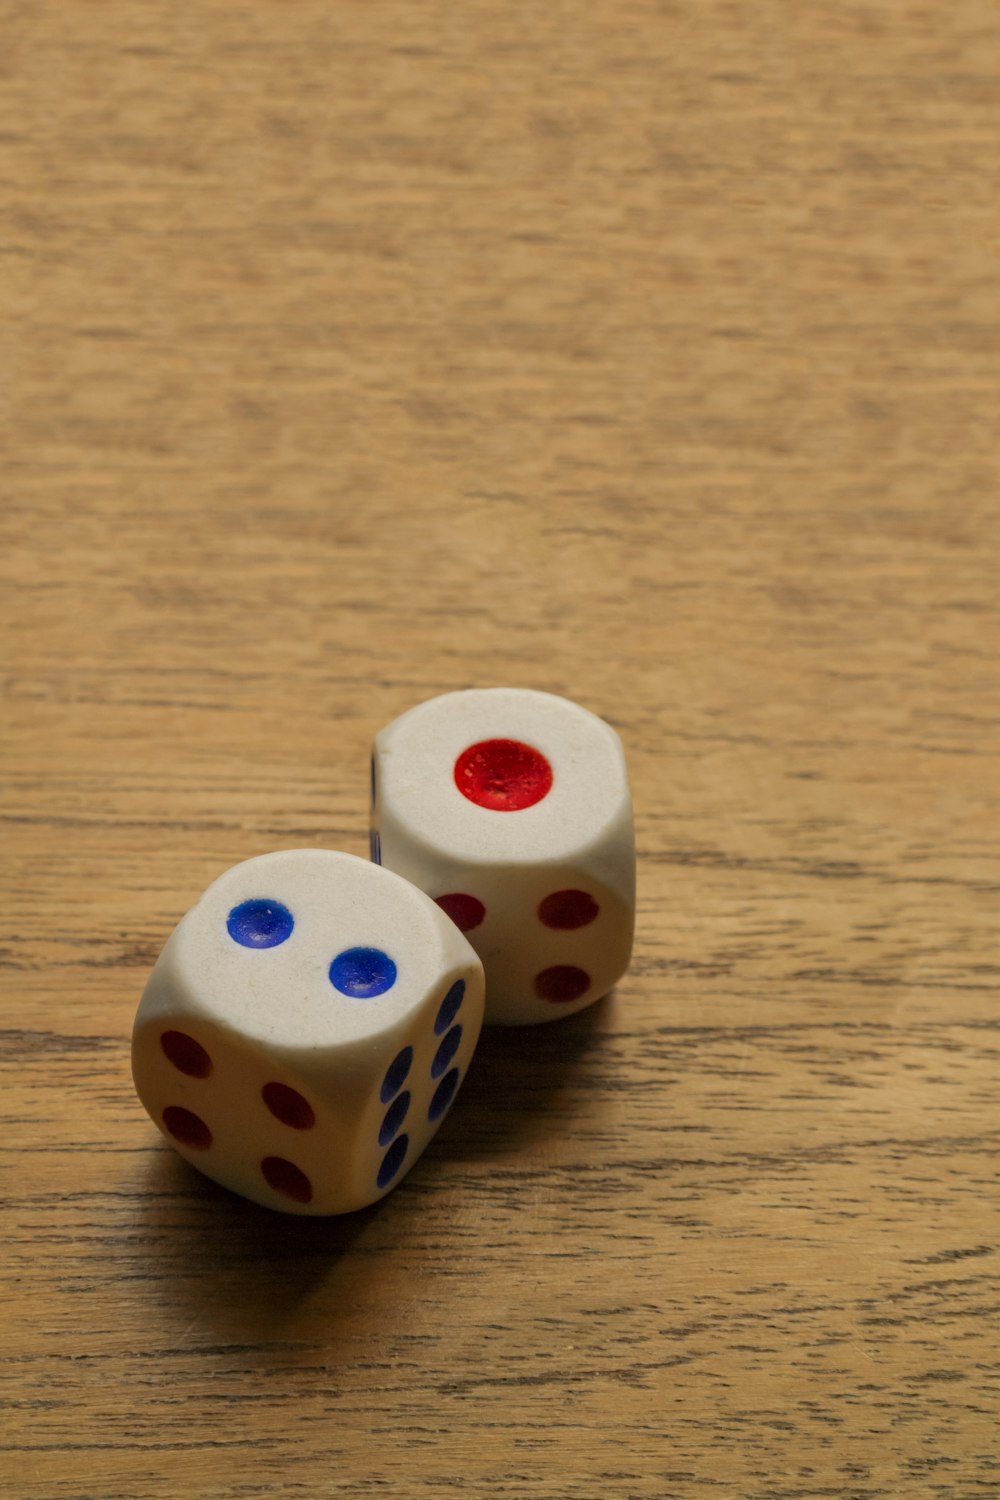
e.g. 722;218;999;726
131;849;484;1215
372;689;635;1025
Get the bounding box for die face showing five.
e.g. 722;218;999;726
132;849;484;1215
372;689;636;1025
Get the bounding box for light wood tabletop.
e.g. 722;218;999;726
2;4;999;1497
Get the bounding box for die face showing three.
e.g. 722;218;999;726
131;849;484;1215
371;689;636;1025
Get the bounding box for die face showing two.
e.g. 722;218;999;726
372;688;636;1025
131;849;484;1215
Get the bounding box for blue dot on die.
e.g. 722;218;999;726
434;980;465;1035
379;1091;410;1147
380;1046;413;1103
227;899;294;949
431;1025;462;1080
428;1067;460;1122
377;1134;408;1190
329;946;397;999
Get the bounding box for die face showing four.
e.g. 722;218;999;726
372;689;636;1025
132;849;484;1215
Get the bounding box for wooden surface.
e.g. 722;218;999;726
2;3;999;1496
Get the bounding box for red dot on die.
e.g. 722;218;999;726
435;893;486;932
162;1105;213;1149
534;965;591;1004
537;889;599;930
454;739;553;812
261;1156;313;1204
160;1030;212;1078
262;1082;316;1130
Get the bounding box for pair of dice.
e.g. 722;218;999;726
132;688;636;1215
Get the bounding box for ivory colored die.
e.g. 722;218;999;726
131;849;484;1215
371;689;635;1025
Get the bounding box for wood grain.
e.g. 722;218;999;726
1;2;998;1496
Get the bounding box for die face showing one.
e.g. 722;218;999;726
372;689;635;1025
131;849;484;1215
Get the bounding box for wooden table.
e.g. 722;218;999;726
2;4;998;1496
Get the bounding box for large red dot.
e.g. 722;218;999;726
160;1030;212;1078
537;889;599;930
534;965;591;1004
454;739;553;811
162;1105;213;1149
262;1082;315;1130
261;1156;313;1204
435;893;486;932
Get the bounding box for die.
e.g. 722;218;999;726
371;688;635;1025
131;848;485;1215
